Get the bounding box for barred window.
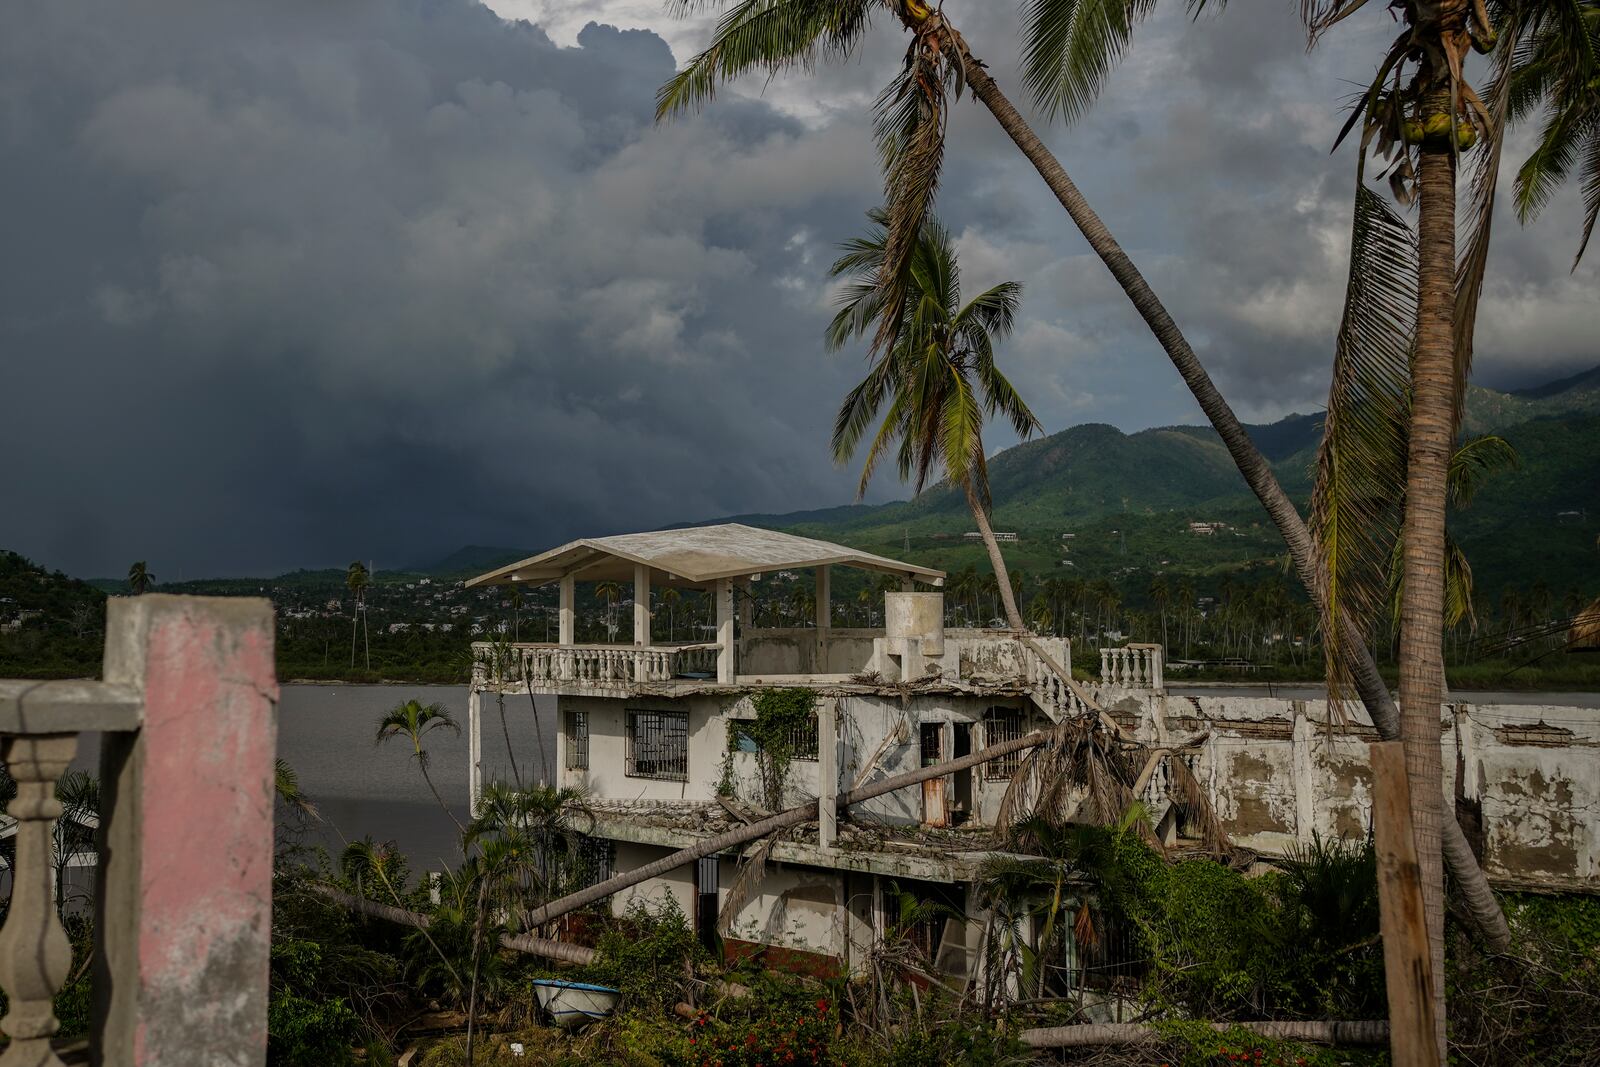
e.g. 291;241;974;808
982;706;1025;779
565;710;589;770
729;717;821;761
576;835;614;887
786;717;820;761
626;709;689;780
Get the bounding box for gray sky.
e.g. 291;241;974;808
2;0;1594;578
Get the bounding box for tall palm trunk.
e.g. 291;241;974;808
966;480;1024;628
419;755;465;835
951;39;1510;949
1405;89;1458;1059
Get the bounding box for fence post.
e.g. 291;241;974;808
1369;740;1439;1067
93;595;278;1067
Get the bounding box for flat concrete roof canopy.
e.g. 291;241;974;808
466;523;944;589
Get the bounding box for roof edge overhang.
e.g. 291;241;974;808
465;530;944;589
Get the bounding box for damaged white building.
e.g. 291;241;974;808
464;524;1600;986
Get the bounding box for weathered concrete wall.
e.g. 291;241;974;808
718;692;1040;827
739;629;881;676
721;861;846;958
558;694;731;802
610;841;697;920
1113;691;1600;892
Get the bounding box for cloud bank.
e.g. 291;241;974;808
1;0;1592;576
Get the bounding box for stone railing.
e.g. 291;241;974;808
1100;643;1164;692
1019;635;1100;721
0;595;277;1066
472;641;722;691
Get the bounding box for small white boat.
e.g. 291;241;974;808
529;979;621;1028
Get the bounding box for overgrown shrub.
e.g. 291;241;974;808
1447;895;1600;1065
590;896;707;1014
268;939;362;1066
737;688;818;809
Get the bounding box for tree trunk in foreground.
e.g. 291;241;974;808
966;480;1024;629
1019;1020;1389;1049
310;885;598;965
1407;96;1459;1060
950;39;1509;951
524;730;1047;928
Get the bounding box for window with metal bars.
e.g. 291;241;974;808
564;709;589;770
785;718;820;761
626;709;689;780
982;706;1025;779
575;835;613;887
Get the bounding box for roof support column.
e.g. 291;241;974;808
558;575;575;646
633;564;651;647
715;578;735;684
815;565;831;673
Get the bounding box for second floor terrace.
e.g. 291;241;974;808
468;524;965;688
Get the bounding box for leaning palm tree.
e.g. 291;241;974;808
127;561;153;595
827;210;1039;630
375;699;463;833
654;0;1510;950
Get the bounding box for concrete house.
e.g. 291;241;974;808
464;524;1600;985
464;524;1088;979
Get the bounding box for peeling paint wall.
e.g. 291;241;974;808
610;841;697;920
1116;692;1600;892
739;629;882;676
559;694;732;802
721;862;845;958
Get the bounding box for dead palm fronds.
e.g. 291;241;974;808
994;717;1138;836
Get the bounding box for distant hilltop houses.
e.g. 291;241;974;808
963;531;1019;542
1187;521;1230;536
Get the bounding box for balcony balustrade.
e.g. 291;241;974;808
472;641;722;693
0;596;277;1067
1099;643;1165;692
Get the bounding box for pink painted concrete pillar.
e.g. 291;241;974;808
92;595;279;1067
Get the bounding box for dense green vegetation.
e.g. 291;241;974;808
2;375;1593;687
256;755;1600;1065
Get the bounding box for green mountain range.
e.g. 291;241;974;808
699;369;1600;603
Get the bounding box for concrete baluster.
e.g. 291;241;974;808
0;733;77;1067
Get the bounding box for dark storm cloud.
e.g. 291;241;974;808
1;0;884;576
2;0;1593;577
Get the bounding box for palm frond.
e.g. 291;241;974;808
1448;433;1519;508
1387;528;1479;632
1310;182;1415;715
1453;21;1517;431
872;56;950;355
1019;0;1161;124
656;0;873;119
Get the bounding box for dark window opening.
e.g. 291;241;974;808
981;706;1025;779
626;709;689;780
565;709;589;770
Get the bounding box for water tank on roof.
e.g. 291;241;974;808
885;591;945;656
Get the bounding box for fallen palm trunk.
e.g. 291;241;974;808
1018;1020;1389;1049
524;730;1050;929
311;884;598;966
